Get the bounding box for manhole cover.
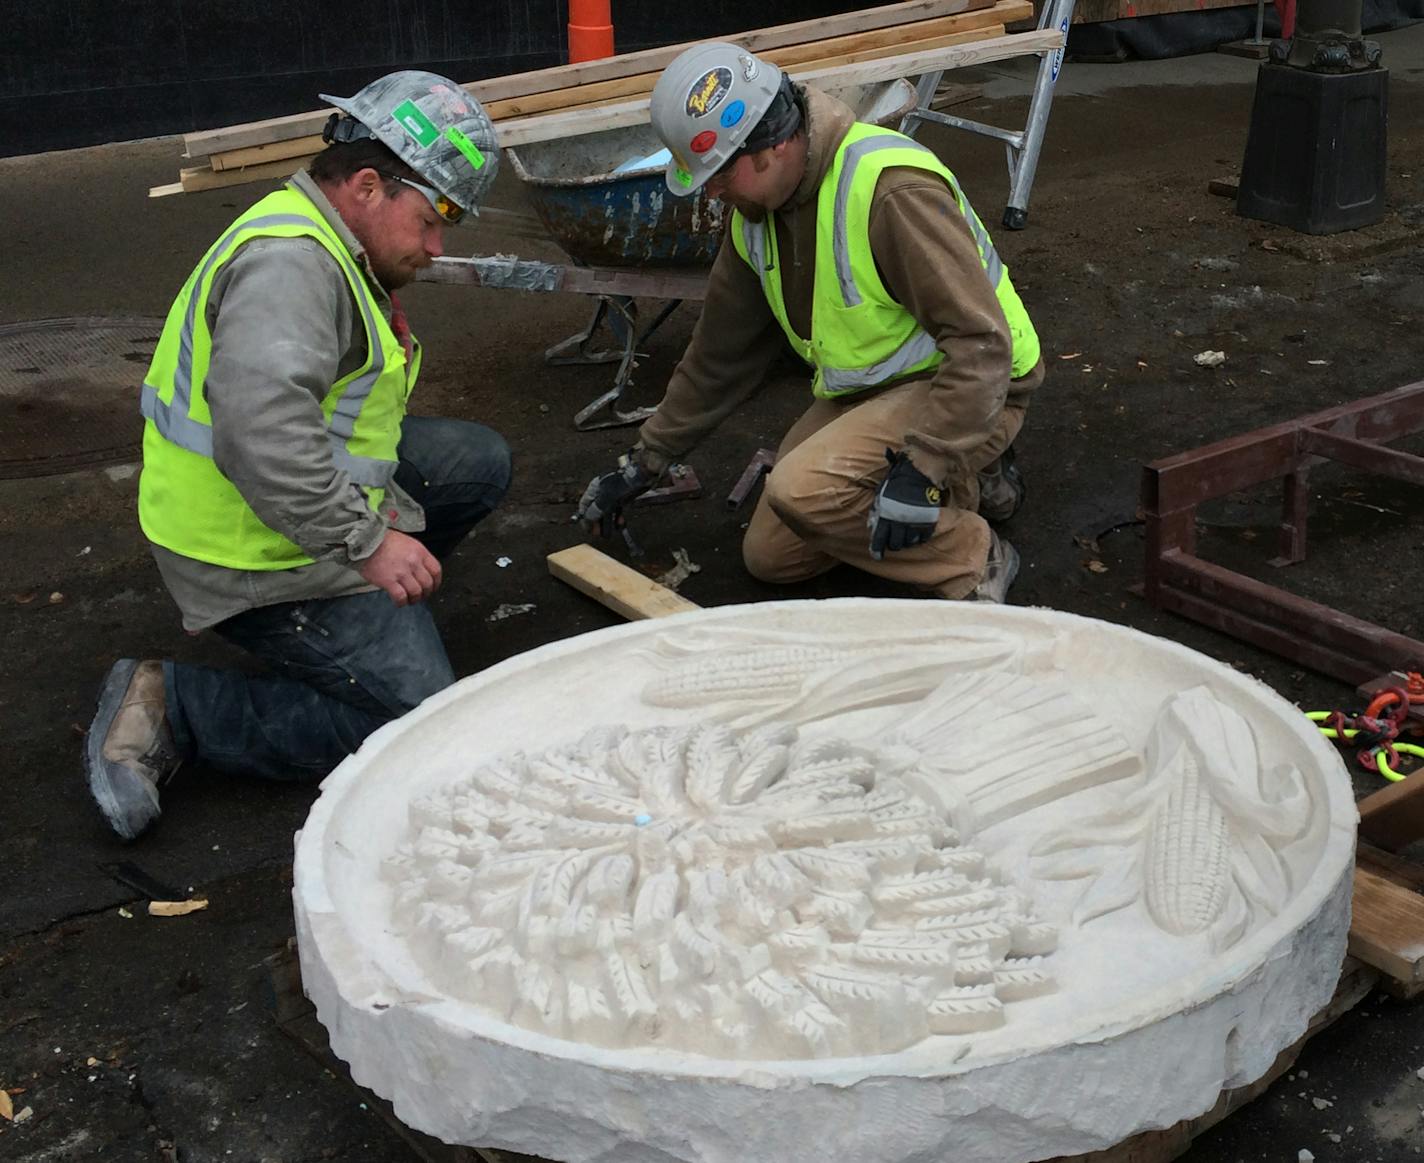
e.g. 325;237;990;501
0;316;164;479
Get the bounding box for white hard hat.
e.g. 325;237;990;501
319;70;499;217
649;43;798;196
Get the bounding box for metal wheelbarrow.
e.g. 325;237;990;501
503;79;919;429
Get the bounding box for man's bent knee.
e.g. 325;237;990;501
741;515;838;585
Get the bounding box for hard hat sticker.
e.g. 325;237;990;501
443;125;487;170
720;100;746;128
685;67;733;118
674;167;694;188
392;99;440;148
689;131;717;154
738;54;759;81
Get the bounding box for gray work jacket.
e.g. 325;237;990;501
148;169;424;631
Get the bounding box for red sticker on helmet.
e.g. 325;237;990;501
689;131;717;154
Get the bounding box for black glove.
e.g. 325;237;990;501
576;453;656;536
868;448;942;560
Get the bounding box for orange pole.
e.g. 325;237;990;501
568;0;615;62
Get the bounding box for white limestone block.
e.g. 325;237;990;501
294;599;1355;1163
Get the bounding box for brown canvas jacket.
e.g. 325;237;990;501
637;84;1044;486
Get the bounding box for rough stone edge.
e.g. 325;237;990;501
290;599;1358;1161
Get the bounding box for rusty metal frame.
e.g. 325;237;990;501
1142;379;1424;685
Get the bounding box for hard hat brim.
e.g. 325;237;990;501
663;159;713;197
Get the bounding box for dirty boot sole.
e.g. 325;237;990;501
84;659;162;842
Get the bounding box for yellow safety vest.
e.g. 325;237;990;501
731;122;1040;398
138;184;419;570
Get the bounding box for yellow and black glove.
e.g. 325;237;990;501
868;448;942;560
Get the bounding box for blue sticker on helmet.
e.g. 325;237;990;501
720;100;746;128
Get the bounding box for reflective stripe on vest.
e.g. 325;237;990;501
139;185;417;571
139;209;396;488
732;123;1040;395
832;136;1003;306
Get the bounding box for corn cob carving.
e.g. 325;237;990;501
639;624;1028;728
386;720;1059;1060
1030;686;1313;952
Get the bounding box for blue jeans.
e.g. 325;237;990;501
164;416;511;781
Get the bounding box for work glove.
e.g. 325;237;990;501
868;448;942;560
576;452;656;536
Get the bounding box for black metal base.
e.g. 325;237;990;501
1236;62;1389;235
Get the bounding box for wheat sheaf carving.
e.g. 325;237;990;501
385;722;1057;1059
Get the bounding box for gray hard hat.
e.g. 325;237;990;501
649;43;788;196
319;70;499;216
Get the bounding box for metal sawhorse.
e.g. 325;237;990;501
900;0;1078;229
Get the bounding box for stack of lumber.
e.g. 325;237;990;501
155;0;1054;198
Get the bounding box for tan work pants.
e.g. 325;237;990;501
741;381;1024;599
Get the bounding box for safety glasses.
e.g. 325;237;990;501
380;173;464;225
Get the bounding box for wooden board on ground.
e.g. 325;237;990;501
547;544;700;621
1356;768;1424;851
1349;845;1424;998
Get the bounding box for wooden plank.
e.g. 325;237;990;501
183;0;998;158
209;134;325;171
1357;768;1424;851
1357;842;1424;892
161;17;1056;199
494;28;1061;148
473;0;998;102
481;5;1019;120
1347;864;1424;993
794;26;1059;85
547;545;700;621
178;158;303;193
199;12;1012;172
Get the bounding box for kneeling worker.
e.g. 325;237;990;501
578;44;1044;601
85;71;513;840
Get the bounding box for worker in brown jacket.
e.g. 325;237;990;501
577;43;1045;602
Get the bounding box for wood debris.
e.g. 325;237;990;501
148;899;210;918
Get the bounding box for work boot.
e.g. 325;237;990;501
969;530;1021;604
84;659;182;841
977;445;1025;523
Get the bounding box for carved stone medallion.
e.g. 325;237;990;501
294;600;1355;1163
